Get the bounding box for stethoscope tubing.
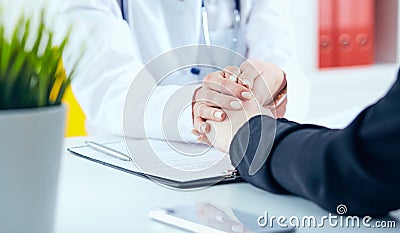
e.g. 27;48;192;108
201;0;241;49
120;0;241;48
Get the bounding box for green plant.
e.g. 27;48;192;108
0;11;75;110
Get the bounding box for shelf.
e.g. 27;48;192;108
289;0;400;73
287;1;399;120
306;63;398;119
311;63;398;83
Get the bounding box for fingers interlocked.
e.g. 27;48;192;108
192;69;253;136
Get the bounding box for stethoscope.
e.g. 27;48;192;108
120;0;241;46
197;0;242;75
201;0;241;48
120;0;128;21
119;0;242;75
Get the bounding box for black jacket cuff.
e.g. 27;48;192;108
229;115;298;194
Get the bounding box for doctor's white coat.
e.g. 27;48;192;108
56;0;309;141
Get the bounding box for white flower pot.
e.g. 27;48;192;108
0;105;66;233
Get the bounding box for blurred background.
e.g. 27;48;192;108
3;0;399;136
289;0;399;126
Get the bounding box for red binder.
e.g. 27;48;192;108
318;0;375;68
334;0;375;67
319;0;335;68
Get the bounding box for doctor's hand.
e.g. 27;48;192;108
235;59;287;117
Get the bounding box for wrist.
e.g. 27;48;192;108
262;69;287;107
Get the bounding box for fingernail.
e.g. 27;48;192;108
231;224;244;233
191;129;200;136
242;79;252;88
241;91;252;99
229;75;237;82
200;123;207;133
230;101;242;109
214;111;224;119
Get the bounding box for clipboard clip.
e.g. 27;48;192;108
223;169;239;179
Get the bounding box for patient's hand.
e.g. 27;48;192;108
236;59;286;107
205;95;272;153
192;59;286;137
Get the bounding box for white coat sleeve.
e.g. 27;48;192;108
246;0;310;120
56;0;198;141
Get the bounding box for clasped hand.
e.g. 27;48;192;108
192;59;287;153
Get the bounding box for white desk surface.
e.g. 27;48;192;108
55;137;400;233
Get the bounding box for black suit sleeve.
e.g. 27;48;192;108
229;71;400;216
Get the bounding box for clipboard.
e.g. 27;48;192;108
67;140;243;189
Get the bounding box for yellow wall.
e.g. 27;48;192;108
62;87;87;137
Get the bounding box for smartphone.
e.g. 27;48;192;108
149;203;295;233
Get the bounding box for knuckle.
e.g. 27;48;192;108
193;102;199;110
240;60;251;69
205;72;222;84
194;119;203;130
232;66;241;75
205;91;215;104
219;78;228;92
224;66;239;74
203;107;214;118
248;58;261;64
196;87;206;99
203;73;213;83
233;85;244;96
238;71;249;80
198;105;208;117
195;103;205;116
198;104;207;115
193;105;200;117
